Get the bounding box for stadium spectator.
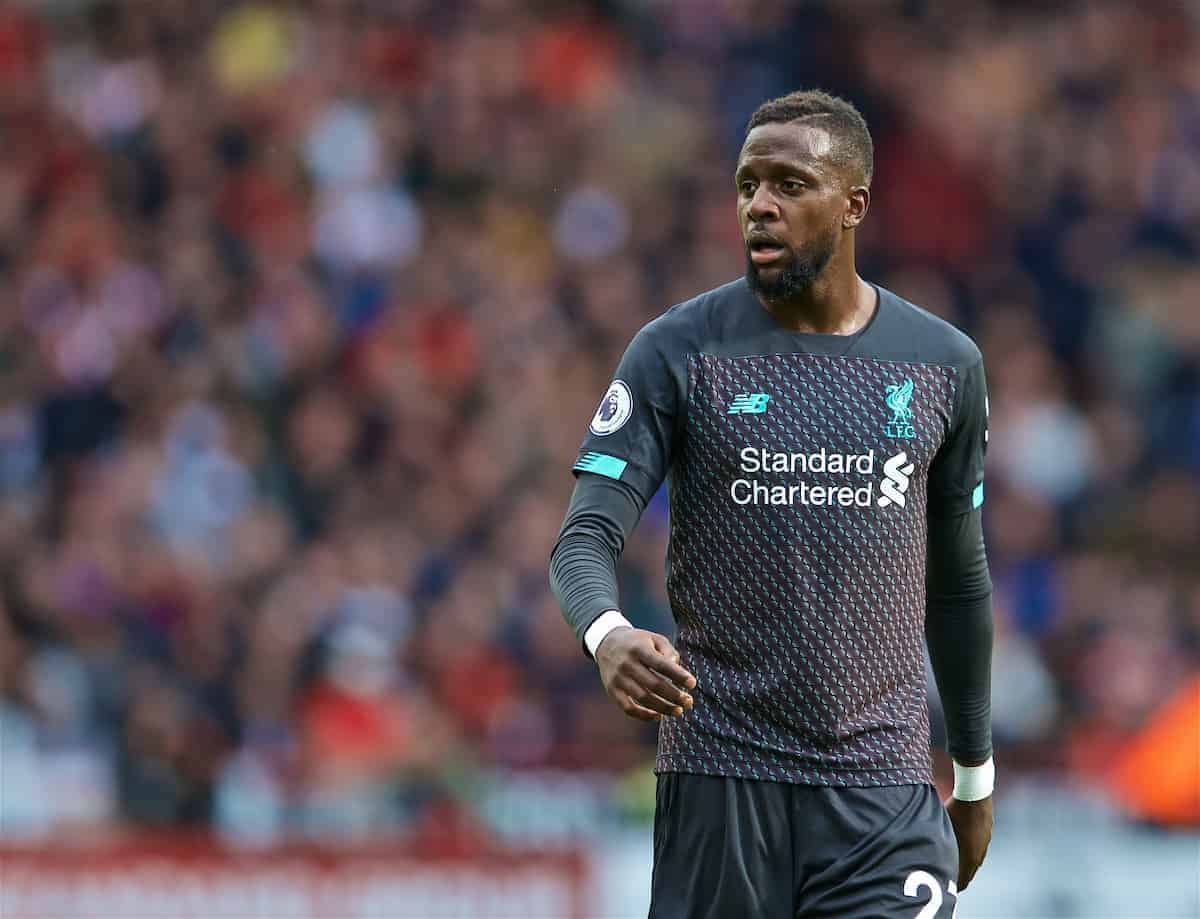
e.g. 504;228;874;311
0;0;1196;845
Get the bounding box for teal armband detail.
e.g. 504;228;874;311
574;452;628;481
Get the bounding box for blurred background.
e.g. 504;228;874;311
0;0;1197;916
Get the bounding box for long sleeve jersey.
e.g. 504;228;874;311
551;277;993;786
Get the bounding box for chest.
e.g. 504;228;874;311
680;353;957;506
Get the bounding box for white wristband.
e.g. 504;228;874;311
584;610;634;658
952;756;995;801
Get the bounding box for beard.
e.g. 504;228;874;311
745;228;837;303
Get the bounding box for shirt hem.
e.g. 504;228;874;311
654;754;934;788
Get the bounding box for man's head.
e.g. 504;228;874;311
737;90;873;303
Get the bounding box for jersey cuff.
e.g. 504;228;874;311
952;756;995;801
584;610;634;658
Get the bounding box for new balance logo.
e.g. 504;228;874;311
728;393;770;415
877;452;915;508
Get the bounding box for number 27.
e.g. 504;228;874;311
904;870;959;919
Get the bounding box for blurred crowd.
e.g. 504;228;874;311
0;0;1197;844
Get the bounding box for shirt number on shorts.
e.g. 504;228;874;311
904;870;958;919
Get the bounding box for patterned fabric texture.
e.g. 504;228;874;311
658;352;959;786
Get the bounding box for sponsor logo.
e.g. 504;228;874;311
589;380;632;436
877;452;915;508
885;379;916;439
728;447;915;511
728;393;771;415
730;447;877;507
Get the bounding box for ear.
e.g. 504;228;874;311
843;186;870;229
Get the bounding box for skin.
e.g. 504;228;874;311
735;120;876;333
946;793;993;891
596;627;695;721
596;115;991;891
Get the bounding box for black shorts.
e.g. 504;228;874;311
649;773;959;919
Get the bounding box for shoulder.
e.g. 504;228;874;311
875;285;983;371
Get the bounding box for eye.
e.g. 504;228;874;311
738;180;757;196
781;179;805;194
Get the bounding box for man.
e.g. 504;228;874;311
550;90;993;918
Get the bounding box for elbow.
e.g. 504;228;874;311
927;564;993;609
549;529;620;593
926;579;994;617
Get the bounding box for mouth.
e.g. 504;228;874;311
748;237;788;266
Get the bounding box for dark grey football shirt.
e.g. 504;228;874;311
564;278;989;787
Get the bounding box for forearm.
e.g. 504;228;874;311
549;475;645;654
928;592;993;765
925;508;994;765
550;531;621;647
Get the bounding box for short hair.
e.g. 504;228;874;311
746;89;874;186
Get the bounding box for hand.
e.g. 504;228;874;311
945;795;993;891
595;627;697;722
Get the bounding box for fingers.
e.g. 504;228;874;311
600;630;699;722
618;699;664;722
945;797;992;892
642;635;698;690
628;661;695;713
956;845;989;891
612;668;688;717
957;858;972;891
610;679;669;721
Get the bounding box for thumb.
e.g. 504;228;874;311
649;632;680;662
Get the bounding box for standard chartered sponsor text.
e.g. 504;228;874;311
731;446;878;507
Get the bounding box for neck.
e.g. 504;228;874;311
756;257;875;335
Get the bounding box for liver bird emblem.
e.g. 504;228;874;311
885;379;915;426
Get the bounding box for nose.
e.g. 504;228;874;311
747;184;779;222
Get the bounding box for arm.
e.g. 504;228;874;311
926;507;994;892
926;354;994;891
925;507;993;767
549;473;696;721
549;320;695;720
549;473;643;654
